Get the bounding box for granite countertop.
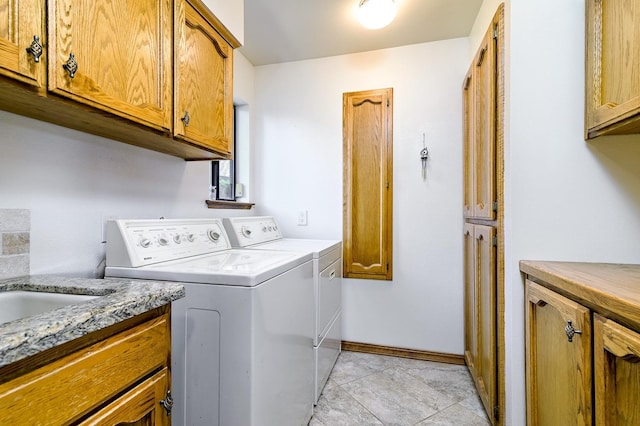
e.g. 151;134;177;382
0;275;185;367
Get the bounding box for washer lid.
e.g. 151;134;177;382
105;249;312;287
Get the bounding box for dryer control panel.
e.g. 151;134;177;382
106;219;231;267
223;216;283;248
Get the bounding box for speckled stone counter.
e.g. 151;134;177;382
0;275;184;367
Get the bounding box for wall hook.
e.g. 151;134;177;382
420;133;429;180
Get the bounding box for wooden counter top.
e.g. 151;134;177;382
520;261;640;331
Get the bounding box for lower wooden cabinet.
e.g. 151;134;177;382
80;368;170;426
525;280;592;425
0;310;171;425
522;262;640;425
594;314;640;425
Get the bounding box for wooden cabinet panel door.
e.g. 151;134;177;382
594;314;640;425
463;24;496;220
48;0;172;131
175;0;233;157
79;368;171;425
525;280;592;426
343;88;393;280
472;28;496;220
0;0;45;87
586;0;640;137
473;224;497;420
462;67;474;219
463;223;478;373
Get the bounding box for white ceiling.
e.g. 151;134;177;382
240;0;484;66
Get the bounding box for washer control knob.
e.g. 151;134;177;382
262;226;267;232
241;226;252;238
208;229;221;242
158;237;169;246
139;238;152;248
173;234;182;244
186;233;195;242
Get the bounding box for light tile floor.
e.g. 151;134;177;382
310;351;491;426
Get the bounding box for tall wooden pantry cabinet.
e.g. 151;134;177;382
462;4;504;424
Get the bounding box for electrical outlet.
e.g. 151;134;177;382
297;210;308;226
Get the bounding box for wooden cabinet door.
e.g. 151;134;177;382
48;0;172;131
586;0;640;138
343;88;393;280
79;368;171;426
175;0;233;157
463;25;496;220
0;314;170;424
464;224;497;422
473;224;497;420
525;280;592;425
594;314;640;425
471;27;496;220
0;0;45;87
462;66;474;218
463;223;478;372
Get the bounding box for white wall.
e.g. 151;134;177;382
234;52;256;202
505;0;640;423
0;49;256;279
0;113;208;276
253;38;470;354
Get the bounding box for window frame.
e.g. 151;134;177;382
211;158;235;201
211;106;237;201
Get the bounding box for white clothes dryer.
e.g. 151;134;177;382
104;218;313;426
223;216;342;404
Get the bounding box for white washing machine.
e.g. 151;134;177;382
223;216;342;404
104;218;313;426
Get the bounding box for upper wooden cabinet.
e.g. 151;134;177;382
0;0;239;160
343;88;393;281
48;0;173;132
0;0;45;87
586;0;640;138
463;23;496;221
175;0;234;156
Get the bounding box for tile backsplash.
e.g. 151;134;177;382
0;209;30;279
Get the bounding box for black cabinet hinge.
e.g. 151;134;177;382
493;406;499;421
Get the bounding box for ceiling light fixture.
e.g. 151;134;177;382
356;0;397;30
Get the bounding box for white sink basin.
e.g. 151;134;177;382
0;291;98;325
